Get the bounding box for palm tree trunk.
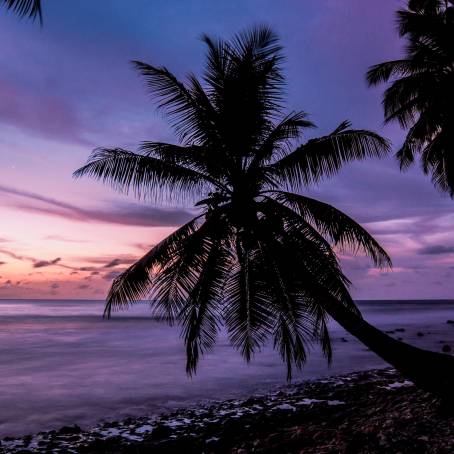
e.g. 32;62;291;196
324;300;454;402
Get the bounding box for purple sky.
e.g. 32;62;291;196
1;0;453;300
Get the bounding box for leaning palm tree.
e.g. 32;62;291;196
367;0;454;195
75;26;454;400
1;0;42;21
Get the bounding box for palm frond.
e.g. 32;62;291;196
138;142;229;192
395;140;417;170
74;147;212;204
133;61;219;145
366;59;433;86
201;25;286;157
224;236;273;361
181;238;233;374
269;191;392;268
104;216;202;318
421;129;454;196
267;126;390;189
251;211;354;378
2;0;41;22
251;111;314;166
255;234;312;379
382;72;438;125
258;197;359;314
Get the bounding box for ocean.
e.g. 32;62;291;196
1;299;454;437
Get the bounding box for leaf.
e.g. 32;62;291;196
267;127;390;188
73;147;211;204
2;0;41;22
104;216;202;317
270;191;392;268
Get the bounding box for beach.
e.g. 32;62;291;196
2;299;454;451
2;367;453;453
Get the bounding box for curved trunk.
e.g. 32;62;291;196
325;300;454;401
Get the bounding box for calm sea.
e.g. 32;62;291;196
1;299;454;436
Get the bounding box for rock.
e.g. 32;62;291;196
22;435;32;446
148;424;173;440
442;345;452;353
58;425;82;435
340;337;348;343
447;320;454;324
395;328;406;332
64;434;82;442
417;332;424;337
397;337;403;341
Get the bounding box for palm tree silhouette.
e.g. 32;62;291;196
367;0;454;195
75;26;454;399
1;0;41;21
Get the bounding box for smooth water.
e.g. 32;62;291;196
1;299;454;436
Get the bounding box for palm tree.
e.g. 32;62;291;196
367;0;454;195
75;26;454;400
1;0;42;21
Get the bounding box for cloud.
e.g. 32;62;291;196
0;248;64;269
33;258;61;268
0;184;193;227
45;235;90;244
418;245;454;255
0;262;5;266
103;271;121;281
75;255;137;272
104;258;122;268
0;248;26;261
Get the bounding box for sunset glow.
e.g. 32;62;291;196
1;0;454;300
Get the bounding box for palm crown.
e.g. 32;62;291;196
367;0;454;195
75;27;391;378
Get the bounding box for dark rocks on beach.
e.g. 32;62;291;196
57;425;82;435
417;332;424;337
395;328;406;332
442;345;452;353
4;368;454;453
446;320;454;324
148;424;173;440
340;337;348;342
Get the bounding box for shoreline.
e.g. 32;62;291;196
3;367;452;453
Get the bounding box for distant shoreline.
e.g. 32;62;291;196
2;367;451;453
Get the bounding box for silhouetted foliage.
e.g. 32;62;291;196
1;0;41;22
367;0;454;195
75;26;391;378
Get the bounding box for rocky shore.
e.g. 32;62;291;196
2;367;453;453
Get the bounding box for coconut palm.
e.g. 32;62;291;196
367;0;454;195
75;26;454;399
1;0;42;21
